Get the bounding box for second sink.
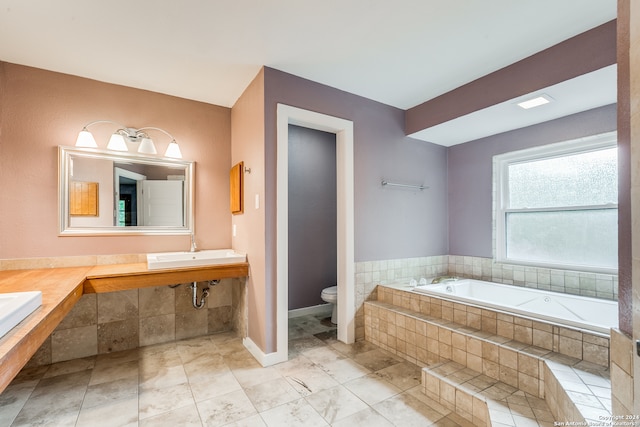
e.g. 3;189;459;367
147;249;246;270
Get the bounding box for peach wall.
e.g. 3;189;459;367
0;62;232;259
230;70;269;351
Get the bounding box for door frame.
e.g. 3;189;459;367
275;104;355;362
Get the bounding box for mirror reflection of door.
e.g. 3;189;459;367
114;167;146;226
141;180;184;226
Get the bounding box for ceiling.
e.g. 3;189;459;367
409;64;618;146
0;1;616;142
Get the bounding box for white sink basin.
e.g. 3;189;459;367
147;249;246;270
0;291;42;338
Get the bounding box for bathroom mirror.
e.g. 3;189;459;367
58;146;194;235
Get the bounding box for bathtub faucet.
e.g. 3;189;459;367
431;276;458;284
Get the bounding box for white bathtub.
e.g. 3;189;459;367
413;279;617;335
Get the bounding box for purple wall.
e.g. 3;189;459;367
264;67;449;262
447;104;617;257
288;125;337;310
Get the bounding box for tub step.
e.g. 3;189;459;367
422;360;554;427
365;298;612;426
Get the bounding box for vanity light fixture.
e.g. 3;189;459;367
516;94;553;110
75;120;182;158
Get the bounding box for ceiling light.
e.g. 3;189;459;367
517;94;553;109
75;121;182;158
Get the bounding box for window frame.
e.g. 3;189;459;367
494;131;618;274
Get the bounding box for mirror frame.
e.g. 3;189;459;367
58;146;195;236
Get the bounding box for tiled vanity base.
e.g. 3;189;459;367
365;290;612;426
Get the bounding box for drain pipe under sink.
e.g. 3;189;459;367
190;282;209;309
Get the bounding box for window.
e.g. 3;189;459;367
494;132;618;273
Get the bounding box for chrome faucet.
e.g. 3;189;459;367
190;233;198;252
431;276;458;284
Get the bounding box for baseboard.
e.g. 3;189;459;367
288;303;333;319
242;336;287;367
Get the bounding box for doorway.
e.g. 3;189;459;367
275;104;355;365
114;167;146;226
287;124;337;319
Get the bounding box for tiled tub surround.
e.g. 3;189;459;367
365;285;613;426
447;256;618;301
609;328;634;417
376;284;611;367
354;255;617;341
26;278;247;367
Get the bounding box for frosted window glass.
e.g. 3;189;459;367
506;209;617;269
508;148;617;209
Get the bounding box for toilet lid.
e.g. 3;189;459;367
322;286;337;296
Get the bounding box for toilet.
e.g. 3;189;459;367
320;286;338;324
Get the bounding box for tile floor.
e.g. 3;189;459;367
0;314;463;426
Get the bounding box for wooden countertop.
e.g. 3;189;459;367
0;267;90;393
84;262;250;293
0;261;249;393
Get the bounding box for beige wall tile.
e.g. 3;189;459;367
610;328;633;376
97;319;138;353
467;337;482;357
427;338;439;354
483;360;500;380
456;390;473;414
496;320;514;340
452;348;467;365
559;336;583;359
139;314;175;347
208;306;233;333
558;327;582;340
481;317;497;335
611;363;634;411
97;289;138;323
513;317;532;328
467;313;482;330
582;342;609;367
442;306;453;322
532;329;553;351
498;347;518;369
405;317;416;332
139;285;175;317
518;371;540;397
439;342;452;359
51;325;98;363
452;333;466;350
176;310;208;340
56;294;97;330
483;342;499;363
517;354;538;377
467;354;483;372
438;328;452;345
440;380;456;406
454;309;467;325
513;325;533;345
499;365;518;388
472;396;488;425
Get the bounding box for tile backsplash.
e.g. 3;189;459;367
27;278;246;366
